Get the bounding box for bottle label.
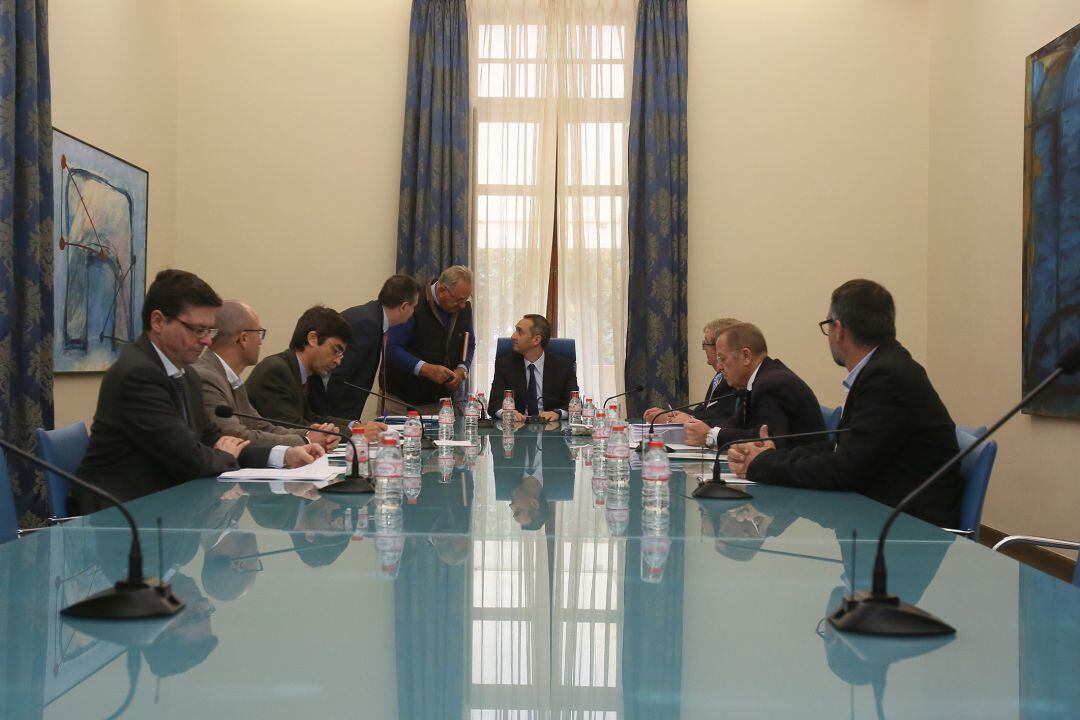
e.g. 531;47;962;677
607;444;629;459
375;460;402;478
404;425;422;438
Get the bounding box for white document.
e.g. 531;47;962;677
217;455;340;482
667;451;713;461
630;423;684;445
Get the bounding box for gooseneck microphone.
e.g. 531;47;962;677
648;391;740;434
829;342;1080;637
697;427;855;500
0;438;184;619
213;406;373;494
602;385;645;412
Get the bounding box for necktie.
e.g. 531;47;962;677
172;376;191;427
526;364;539;415
708;373;722;398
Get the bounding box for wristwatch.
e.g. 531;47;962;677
705;431;717;449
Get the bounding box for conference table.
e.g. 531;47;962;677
1;422;1078;718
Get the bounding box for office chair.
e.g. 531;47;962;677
35;421;90;521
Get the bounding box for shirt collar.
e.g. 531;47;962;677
150;341;184;378
526;352;546;374
745;359;764;391
295;352;309;385
842;347;879;392
213;351;244;390
431;282;448;313
382;307;390;334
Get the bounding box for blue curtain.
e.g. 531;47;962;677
625;0;689;416
0;0;53;527
397;0;470;279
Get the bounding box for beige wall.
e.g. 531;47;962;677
687;0;931;409
927;1;1080;541
50;0;180;428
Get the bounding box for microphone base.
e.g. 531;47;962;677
321;477;376;494
61;577;185;619
828;590;955;636
478;418;495;429
691;481;752;500
420;436;437;450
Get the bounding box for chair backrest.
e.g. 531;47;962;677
35;421;89;518
1;449;17;544
956;424;987;437
820;405;842;432
495;337;577;363
1074;557;1080;588
956;428;997;540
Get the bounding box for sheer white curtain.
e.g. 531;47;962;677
469;0;633;406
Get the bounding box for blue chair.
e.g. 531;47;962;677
952;428;997;540
495;337;577;363
956;424;987;437
820;405;842;432
35;421;89;520
1;449;17;544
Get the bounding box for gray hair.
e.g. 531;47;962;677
438;265;473;288
213;301;256;344
703;317;741;342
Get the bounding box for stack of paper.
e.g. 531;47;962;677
217;455;340;482
629;423;684;445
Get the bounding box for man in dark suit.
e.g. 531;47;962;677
75;270;324;510
492;427;575;530
487;314;579;422
683;322;825;449
326;274;421;419
728;279;963;527
643;317;741;425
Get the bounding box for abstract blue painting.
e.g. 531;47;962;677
1023;24;1080;418
52;130;148;373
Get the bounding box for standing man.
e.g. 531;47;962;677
326;274;421;419
727;279;963;527
682;323;824;449
246;305;355;430
192;301;339;450
487;314;579;423
75;270;324;510
384;266;476;414
644;317;742;425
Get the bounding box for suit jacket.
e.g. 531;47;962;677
191;350;307;446
710;357;825;449
327;300;384;419
693;372;738;422
75;335;272;510
747;341;963;528
245;349;351;430
486;351;579;416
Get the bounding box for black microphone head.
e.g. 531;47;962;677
1058;343;1080;375
214;405;235;418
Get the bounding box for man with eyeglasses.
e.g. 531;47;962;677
246;305;359;431
192;300;340;450
75;270;326;511
727;279;963;527
385;265;477;414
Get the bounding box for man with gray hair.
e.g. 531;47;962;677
192;301;340;450
643;317;742;425
385;265;476;413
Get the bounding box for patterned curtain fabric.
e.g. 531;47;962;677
624;0;689;416
0;0;53;527
397;0;471;279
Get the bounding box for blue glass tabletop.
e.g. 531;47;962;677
1;424;1077;718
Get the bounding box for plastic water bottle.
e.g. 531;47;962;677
402;410;423;469
374;509;404;579
641;519;671;582
606;402;619;422
592;407;610;480
464;393;480;442
502;423;515;458
403;466;421;505
438;446;455;482
374;431;403;510
438;397;455;440
501;390;516;428
605;423;630;489
642;438;671;514
582;396;596;429
604;485;629;536
568;391;582;425
345;425;369;477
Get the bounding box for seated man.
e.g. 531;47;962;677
727;279;963;527
76;269;323;510
644;317;741;425
487;314;579;423
384;265;476;414
246;305;357;431
327;273;421;419
683;322;825;449
192;300;339;450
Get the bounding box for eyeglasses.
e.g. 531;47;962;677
701;340;715;350
240;328;267;340
440;283;471;306
818;318;836;336
330;343;346;358
170;316;218;339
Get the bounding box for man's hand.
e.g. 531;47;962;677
363;421;388;443
645;407;691;424
726;425;776;478
307;422;340;450
214;436;250;459
682;418;712;446
284;443;326;468
446;367;467;391
420;363;456;385
643;407;664;423
538;410;560;422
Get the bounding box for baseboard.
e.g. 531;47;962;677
979;525;1077;584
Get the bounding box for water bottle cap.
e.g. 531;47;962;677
382;436;398;445
612;424;626;431
648;439;664;448
504;390;513;396
352;426;365;435
407;410;419;416
441;399;451;406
